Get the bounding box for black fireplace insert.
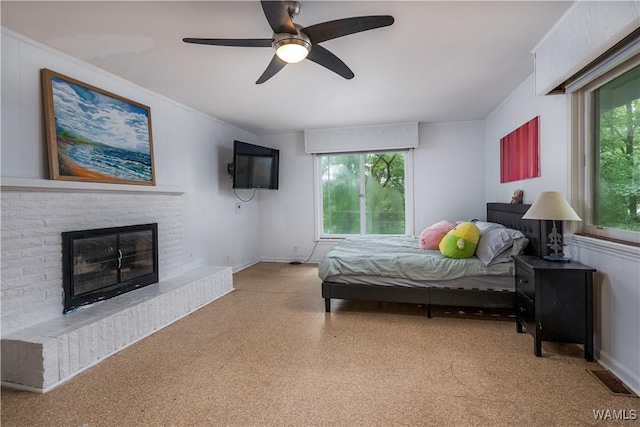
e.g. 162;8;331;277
62;223;159;313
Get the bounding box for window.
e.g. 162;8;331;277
316;150;412;238
572;55;640;244
593;65;640;233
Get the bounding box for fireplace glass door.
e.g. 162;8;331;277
72;235;119;295
63;224;158;313
120;230;154;282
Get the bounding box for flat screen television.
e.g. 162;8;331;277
232;140;279;190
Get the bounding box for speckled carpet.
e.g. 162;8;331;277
2;262;638;426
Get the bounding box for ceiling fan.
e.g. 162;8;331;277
183;1;394;84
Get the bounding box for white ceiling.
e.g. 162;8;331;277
1;1;573;136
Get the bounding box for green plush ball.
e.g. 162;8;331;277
439;222;480;259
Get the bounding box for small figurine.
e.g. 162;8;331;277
510;189;523;204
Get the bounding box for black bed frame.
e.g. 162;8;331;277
322;203;557;317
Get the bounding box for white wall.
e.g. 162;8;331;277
257;133;320;263
174;108;260;271
256;121;488;262
1;29;260;334
485;74;569;204
485;74;640;395
414;121;487;228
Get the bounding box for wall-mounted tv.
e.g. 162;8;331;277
232;140;279;190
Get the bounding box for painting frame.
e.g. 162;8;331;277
500;116;539;183
41;68;156;186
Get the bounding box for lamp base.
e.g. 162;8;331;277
545;222;571;262
543;254;572;263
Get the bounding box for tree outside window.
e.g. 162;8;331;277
321;152;406;236
594;64;640;232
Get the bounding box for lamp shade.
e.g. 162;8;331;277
522;191;582;221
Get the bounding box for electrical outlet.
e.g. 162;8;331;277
235;203;242;214
293;246;298;253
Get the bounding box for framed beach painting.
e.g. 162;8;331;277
41;69;156;185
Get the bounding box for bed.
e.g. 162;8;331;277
320;203;556;317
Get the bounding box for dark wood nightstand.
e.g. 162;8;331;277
513;255;596;361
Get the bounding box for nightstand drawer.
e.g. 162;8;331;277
515;268;535;300
516;292;534;331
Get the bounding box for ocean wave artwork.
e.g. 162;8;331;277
43;69;155;185
59;140;153;182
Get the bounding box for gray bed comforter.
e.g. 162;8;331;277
318;235;514;281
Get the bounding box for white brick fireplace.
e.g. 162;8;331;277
1;185;234;392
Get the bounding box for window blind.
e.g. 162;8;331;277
304;122;419;154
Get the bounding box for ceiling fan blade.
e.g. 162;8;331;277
306;45;354;80
261;1;297;35
256;55;287;84
183;38;273;47
303;16;394;44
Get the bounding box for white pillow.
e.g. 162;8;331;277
473;221;505;235
476;227;528;266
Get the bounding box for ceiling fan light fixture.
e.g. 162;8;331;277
274;39;310;63
183;1;395;83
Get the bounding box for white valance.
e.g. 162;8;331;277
304;122;419;154
532;1;639;95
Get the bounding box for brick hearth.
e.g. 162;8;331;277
1;266;233;392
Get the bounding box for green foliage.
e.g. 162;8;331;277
322;152;406;235
322;155;361;234
365;153;405;234
596;66;640;231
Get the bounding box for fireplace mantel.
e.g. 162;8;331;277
1;177;185;194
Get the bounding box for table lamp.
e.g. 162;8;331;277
522;191;582;262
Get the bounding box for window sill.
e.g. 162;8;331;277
564;234;640;263
317;237;344;244
578;233;639;248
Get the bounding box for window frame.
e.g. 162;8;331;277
313;149;414;240
570;54;640;244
